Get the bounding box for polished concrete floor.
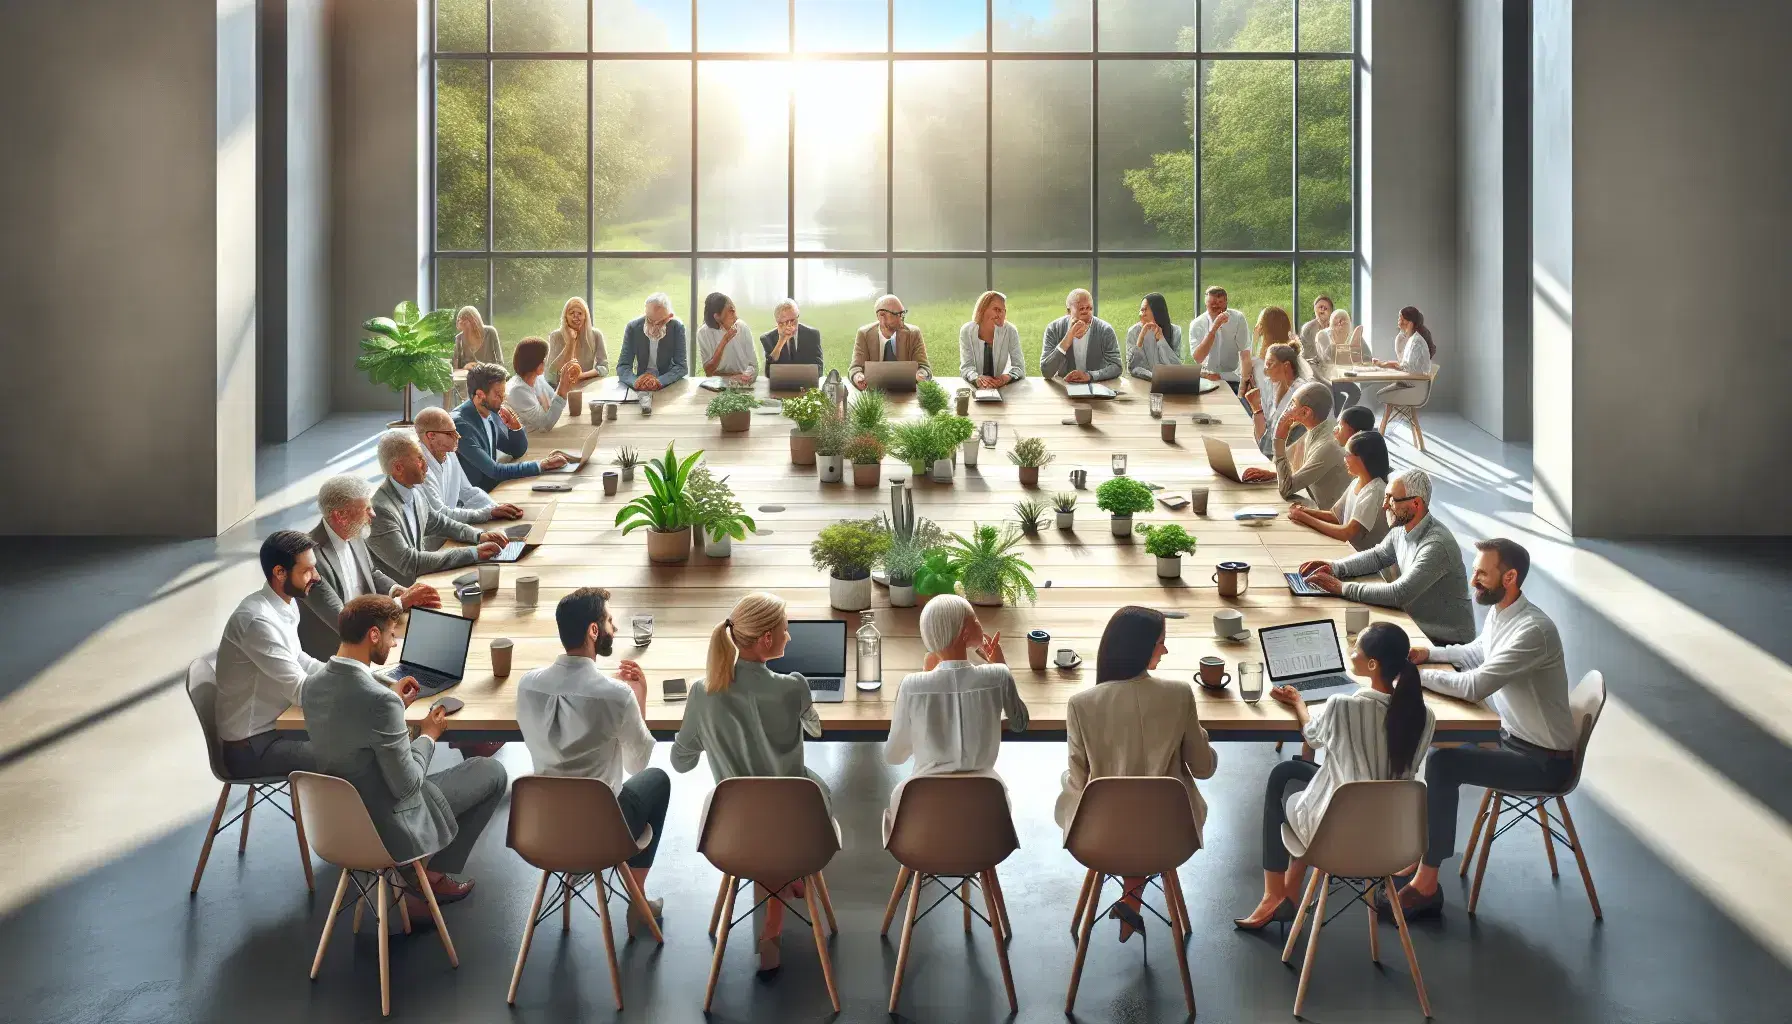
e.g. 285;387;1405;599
1;412;1789;1024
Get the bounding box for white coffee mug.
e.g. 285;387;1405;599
478;563;500;593
1345;605;1371;634
1055;647;1078;668
1213;608;1245;638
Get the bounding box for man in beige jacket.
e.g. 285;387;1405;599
850;294;931;388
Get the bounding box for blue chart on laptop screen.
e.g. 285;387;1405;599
1262;622;1344;678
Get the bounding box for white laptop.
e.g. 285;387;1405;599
1259;619;1360;701
767;619;849;703
1203;435;1274;485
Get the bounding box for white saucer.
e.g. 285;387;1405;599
1053;654;1084;670
1218;630;1252;643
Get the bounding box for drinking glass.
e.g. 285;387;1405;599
980;420;999;447
632;614;654;646
1111;453;1128;475
1238;661;1265;703
1148;393;1165;418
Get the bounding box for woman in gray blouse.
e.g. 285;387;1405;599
452;306;504;369
957;290;1026;387
1126;292;1183;379
545;296;608;384
672;591;824;974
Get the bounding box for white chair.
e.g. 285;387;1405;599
1457;670;1607;919
1379;366;1440;451
184;653;313;893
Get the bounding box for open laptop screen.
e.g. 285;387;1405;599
767;620;848;678
1259;619;1346;682
399;606;474;678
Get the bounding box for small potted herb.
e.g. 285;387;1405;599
811;518;890;611
845;433;885;488
933;414;976;473
815;410;848;483
1097;476;1155;537
1052;492;1078;530
706;389;759;433
688;465;757;558
612;445;641;482
945;523;1038;607
613;442;703;563
913;550;959;608
916;378;950;416
849;388;891;441
781;387;829;466
1009;436;1054;487
1138;522;1198;578
891;420;942;478
1012;498;1046;534
880;521;941;608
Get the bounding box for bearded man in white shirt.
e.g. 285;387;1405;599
516;587;669;936
215;531;328;778
414;407;524;527
1382;537;1577;920
1189;285;1252;387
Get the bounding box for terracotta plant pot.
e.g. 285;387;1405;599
818;453;844;483
719;410;751;433
1018;466;1039;487
645;526;691;564
852;462;881;488
1157;555;1182;579
830;574;872;612
790;429;817;466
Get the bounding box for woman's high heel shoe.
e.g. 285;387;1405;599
1233;898;1296;931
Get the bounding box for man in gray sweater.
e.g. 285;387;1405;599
1297;468;1475;644
1040;288;1121;383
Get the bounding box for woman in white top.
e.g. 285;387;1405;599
546;296;607;384
1311;308;1366;410
1125;292;1183;379
504;336;580;434
1240;316;1311;457
1234;621;1436;930
958;290;1025;387
453;306;504;369
1289;428;1393;552
696;291;758;384
1374;305;1436;408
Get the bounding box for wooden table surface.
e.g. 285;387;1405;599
280;376;1498;741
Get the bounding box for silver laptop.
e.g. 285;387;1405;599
1203;435;1273;485
1149;365;1221;395
542;430;600;474
1259;619;1359;701
385;606;475;697
767;619;849;703
769;363;820;391
863;360;921;392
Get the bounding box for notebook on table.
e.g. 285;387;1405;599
1064;382;1117;399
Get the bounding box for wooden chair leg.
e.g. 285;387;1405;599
238;785;257;855
1459;789;1493;878
413;863;458;967
593;863;623;1010
881;866;913;936
709;873;730;939
1379;404;1393;433
981;869;1018;1012
1410;410;1427;451
396;873;413;935
1386;875;1433;1017
815;871;838;935
1292;874;1331;1019
289;783;315;892
805;877;840;1012
190;783;231;894
989;870;1012;940
889;868;923;1012
311;869;351;980
1537;799;1561;877
1556;797;1603;919
1367;879;1381;963
704;877;739;1011
618;865;664;945
507;870;549;1004
1070;867;1095;937
1165;869;1196;1016
1468;793;1504;915
377;873;391;1017
1281;868;1323;963
1065;873;1104;1012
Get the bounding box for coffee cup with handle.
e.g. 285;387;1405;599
1197;656;1231;689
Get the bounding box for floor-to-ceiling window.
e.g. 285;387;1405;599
431;0;1357;371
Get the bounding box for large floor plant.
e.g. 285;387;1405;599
615;442;704;563
357;300;454;426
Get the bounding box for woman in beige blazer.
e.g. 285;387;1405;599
546;295;608;384
1055;605;1217;942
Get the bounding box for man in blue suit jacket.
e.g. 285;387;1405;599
616;292;688;390
453;362;568;492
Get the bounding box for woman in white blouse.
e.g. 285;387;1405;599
1234;621;1436;930
958;290;1025;387
1373;305;1436;411
504;337;579;434
1312;308;1367;409
546;296;607;384
696;291;758;385
1289;428;1393;551
1125;292;1183;379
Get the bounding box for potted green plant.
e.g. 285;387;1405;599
932;414;976;474
356;300;455;426
845;433;885;488
688;465;757;558
1097;477;1155;537
781;387;829;466
614;442;704;563
913;550;959;608
879;518;942;608
613;446;642;482
1009;436;1054;487
706;389;759;433
1012;499;1046;534
1052;492;1078;530
890;420;941;478
945;523;1037;607
916;378;950;416
814;410;849;483
1138;522;1198;578
811;518;890;611
849;388;891;441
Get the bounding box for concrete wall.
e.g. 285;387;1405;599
0;0;257;536
1530;0;1573;528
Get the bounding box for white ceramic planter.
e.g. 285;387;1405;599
1110;513;1133;537
930;458;954;483
704;533;733;558
830;574;873;612
1156;555;1181;579
966;588;1003;608
818;454;844;483
1056;511;1074;530
889;583;916;607
961;441;980;467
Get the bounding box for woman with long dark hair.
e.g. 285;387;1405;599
1373;305;1437;417
1126;292;1183;379
1055;606;1218;942
1234;621;1435;930
1289;429;1394;551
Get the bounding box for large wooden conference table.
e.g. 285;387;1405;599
279;374;1500;743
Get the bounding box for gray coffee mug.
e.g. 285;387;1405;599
1213;608;1245;638
515;574;539;607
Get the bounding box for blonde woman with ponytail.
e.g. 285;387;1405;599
671;592;825;975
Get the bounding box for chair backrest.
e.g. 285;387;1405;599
507;775;642;873
696;777;838;884
1063;777;1201;877
1563;670;1607;792
290;771;400;871
884;775;1018;876
185;652;229;783
1300;780;1427;878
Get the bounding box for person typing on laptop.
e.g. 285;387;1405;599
850;294;931;390
453;362;569;492
367;430;506;587
414;408;523;526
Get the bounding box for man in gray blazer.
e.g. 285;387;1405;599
301;595;507;909
367;430;506;587
298;473;441;659
1040;288;1121;383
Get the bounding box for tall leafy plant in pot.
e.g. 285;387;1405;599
811;518;890;611
356;301;455;425
614;442;704;563
877;514;944;608
782;387;829;466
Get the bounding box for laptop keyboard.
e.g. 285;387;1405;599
1285;571;1326;596
809;677;842;692
1289;674;1354;692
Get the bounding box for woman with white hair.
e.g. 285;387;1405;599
453;306;504;369
546;296;608;384
1312;307;1367;410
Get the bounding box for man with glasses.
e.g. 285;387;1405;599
1296;467;1475;644
850;293;931;389
618;292;688;391
760;298;824;372
414;407;523;528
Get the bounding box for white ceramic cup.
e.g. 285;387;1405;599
1213;608;1245;638
477;563;500;593
1055;647;1078;668
1346;605;1371;634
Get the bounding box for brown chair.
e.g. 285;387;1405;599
1280;780;1432;1019
290;771;458;1018
1457;670;1606;919
504;775;664;1008
697;777;841;1013
1378;366;1440;451
184;653;314;893
879;775;1019;1013
1063;776;1201;1017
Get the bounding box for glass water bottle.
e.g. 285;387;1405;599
855;611;883;691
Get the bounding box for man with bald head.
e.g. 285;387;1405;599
1041;288;1120;383
850;294;931;389
414;407;523;528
